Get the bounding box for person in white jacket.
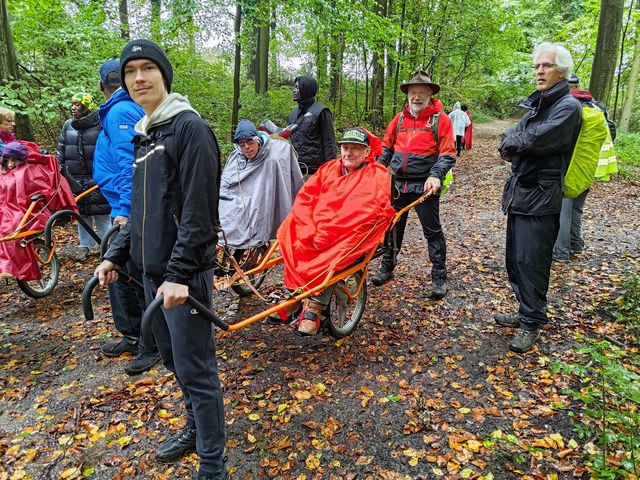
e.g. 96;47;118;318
449;102;471;156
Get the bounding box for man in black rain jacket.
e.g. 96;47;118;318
288;75;336;176
496;42;582;353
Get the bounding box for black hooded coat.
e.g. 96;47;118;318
287;76;336;174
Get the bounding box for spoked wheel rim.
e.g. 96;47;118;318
327;270;367;338
16;239;59;298
228;245;272;296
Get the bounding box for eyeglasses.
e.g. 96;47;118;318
238;140;256;148
533;63;557;72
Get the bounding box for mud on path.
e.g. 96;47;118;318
1;120;638;479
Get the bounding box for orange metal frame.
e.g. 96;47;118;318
222;191;431;332
0;185;99;266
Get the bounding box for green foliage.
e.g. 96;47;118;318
552;337;640;479
610;274;640;344
615;132;640;180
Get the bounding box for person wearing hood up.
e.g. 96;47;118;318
449;102;471;156
95;39;228;480
371;70;456;301
552;73;617;263
288;75;337;176
218;119;303;249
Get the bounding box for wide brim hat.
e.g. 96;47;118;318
400;70;440;95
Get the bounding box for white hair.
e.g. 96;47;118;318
533;42;574;78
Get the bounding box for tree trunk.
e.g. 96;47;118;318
119;0;130;39
231;2;242;141
392;0;406;114
316;36;328;88
328;34;344;103
254;0;269;94
0;0;33;140
589;0;624;103
370;0;387;130
619;32;640;133
150;0;162;41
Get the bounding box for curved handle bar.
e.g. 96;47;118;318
140;295;229;352
82;270;144;321
44;210;101;248
100;225;121;257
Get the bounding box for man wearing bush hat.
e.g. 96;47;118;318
372;69;457;301
95;39;227;480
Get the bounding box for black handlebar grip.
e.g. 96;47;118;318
82;275;100;320
140;295;229;352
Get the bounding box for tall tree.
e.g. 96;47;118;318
232;1;242;140
0;0;33;140
150;0;162;41
254;0;269;94
369;0;387;130
619;32;640;133
119;0;130;39
589;0;624;103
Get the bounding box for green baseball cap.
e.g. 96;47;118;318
338;127;369;146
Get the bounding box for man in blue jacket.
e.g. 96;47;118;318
94;59;159;374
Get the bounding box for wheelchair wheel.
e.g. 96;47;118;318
326;270;367;339
230;245;271;297
17;239;60;298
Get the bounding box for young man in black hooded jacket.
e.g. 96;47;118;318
288;75;337;176
95;39;227;480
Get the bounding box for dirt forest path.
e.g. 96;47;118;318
1;120;639;480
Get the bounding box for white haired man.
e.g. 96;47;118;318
495;43;582;353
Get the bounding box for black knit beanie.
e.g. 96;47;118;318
119;39;173;94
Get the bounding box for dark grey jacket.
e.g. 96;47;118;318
500;80;582;216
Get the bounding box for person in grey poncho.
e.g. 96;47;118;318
218;119;304;248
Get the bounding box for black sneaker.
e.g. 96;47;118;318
494;313;520;328
429;280;447;299
101;339;139;358
156;425;197;463
125;352;161;375
371;264;394;286
508;327;540;353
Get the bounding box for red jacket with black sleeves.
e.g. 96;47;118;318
379;99;456;194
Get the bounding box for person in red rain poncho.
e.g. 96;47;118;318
0;141;77;280
274;127;394;336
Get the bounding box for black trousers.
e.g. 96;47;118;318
381;191;447;282
455;135;463;156
505;213;559;328
108;260;155;354
143;269;225;474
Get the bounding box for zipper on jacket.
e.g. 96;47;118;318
142;145;148;271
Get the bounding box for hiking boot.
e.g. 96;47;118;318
429;280;447;299
75;247;90;261
196;469;229;480
371;263;394;286
295;299;326;336
508;327;540;353
101;339;139;358
125;352;161;375
552;255;569;263
156;425;197;463
494;313;520;328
